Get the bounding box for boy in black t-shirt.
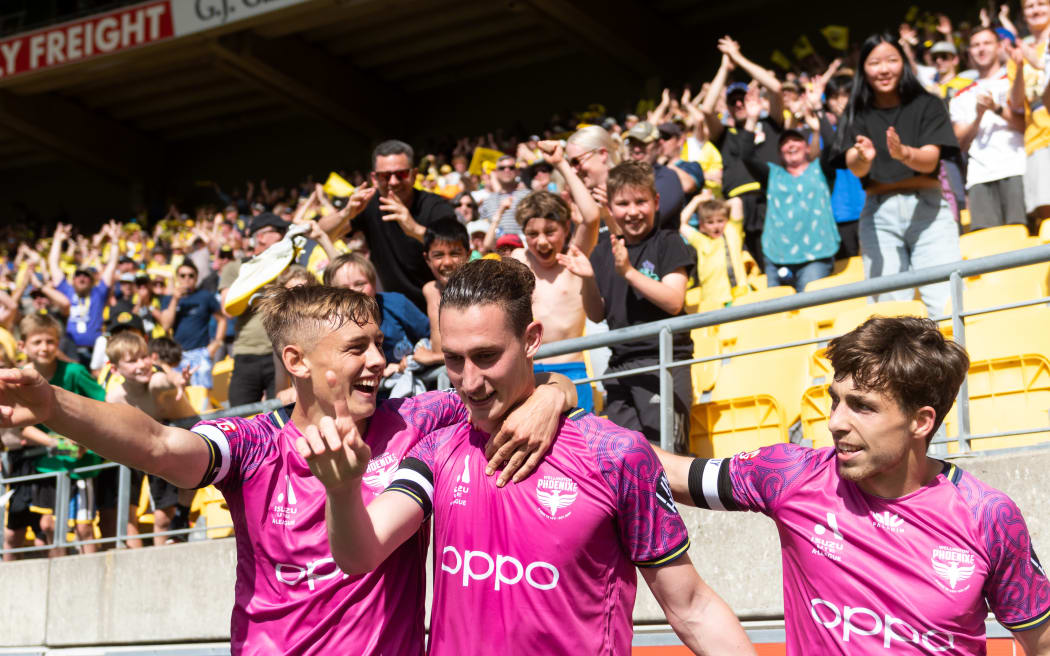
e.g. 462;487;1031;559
559;161;695;450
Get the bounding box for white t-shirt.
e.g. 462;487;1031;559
949;69;1026;187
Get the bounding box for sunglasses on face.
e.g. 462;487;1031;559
374;169;412;181
178;272;197;279
496;164;516;171
567;148;599;169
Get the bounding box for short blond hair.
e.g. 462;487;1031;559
18;313;62;341
106;331;148;365
256;284;381;354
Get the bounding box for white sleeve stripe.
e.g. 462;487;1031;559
392;468;434;501
702;458;726;511
193;424;232;485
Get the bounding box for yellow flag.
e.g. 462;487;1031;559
322;172;355;198
904;5;920;22
821;25;849;51
792;35;815;61
770;49;793;70
468;147;505;177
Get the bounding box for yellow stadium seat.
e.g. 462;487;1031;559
809;346;833;381
959;224;1031;259
944;354;1050;452
962;306;1050;362
685;287;702;314
733;285;796;306
193;486;234;539
184;385;213;414
946;262;1049;319
799;268;868;336
690;394;786;457
830;300;927;335
831;256;863;278
691;317;817;457
750;274;768;291
1040;218;1050;243
210;357;234;408
800;383;834;449
690;330;720;399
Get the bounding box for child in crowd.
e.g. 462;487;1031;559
17;313;106;555
419;219;471;372
1;346;54;561
560;161;695;450
680;197;752;309
105;332;194;546
511;140;601;412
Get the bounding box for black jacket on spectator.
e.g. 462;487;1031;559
351;190;456;310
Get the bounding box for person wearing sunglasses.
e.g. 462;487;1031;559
158;261;226;399
317;139;456;313
478;155;529;239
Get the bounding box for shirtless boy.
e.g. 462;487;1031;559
511;141;601;411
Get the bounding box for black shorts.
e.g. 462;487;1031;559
96;465;146;510
603;356;693;452
6;508;41;532
30;477;56;514
148;475;179;511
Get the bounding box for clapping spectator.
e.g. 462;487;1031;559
159;261;226;407
838;32;961;317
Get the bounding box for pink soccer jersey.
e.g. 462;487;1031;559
387;408;689;656
689;443;1050;655
189;390;467;656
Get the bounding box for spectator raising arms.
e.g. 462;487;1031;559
837;32;961;317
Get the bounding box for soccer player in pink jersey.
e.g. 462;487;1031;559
0;285;578;655
658;317;1050;655
299;258;755;656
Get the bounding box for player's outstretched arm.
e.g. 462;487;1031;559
1014;622;1050;655
0;367;212;489
653;445;697;506
297;371;423;574
642;556;756;655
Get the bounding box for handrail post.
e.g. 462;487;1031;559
115;464;131;550
950;270;972;454
0;458;8;559
659;327;674;452
54;471;70;553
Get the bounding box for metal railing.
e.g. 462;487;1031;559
536;243;1050;454
0;399;283;557
4;244;1049;556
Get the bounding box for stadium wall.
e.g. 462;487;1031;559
1;447;1047;648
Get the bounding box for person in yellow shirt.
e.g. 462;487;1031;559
679;198;751;310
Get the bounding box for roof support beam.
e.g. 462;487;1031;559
0;90;160;179
209;32;403;142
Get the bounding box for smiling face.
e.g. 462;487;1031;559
863;42;905;102
564;143;608;189
699;210;728;240
301;318;386;422
371;153;416;206
424;239;469;287
779;135;809;168
1024;0;1050;32
968;29;1000;73
609;185;657;244
115;351;154;385
827;375;929;492
21;330;60;368
439;303;541;435
331;263;376;298
522;217;569;268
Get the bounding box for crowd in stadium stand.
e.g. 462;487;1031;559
2;1;1050;557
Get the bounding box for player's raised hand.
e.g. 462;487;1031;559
296;371;371;491
0;368;56;428
556;243;594;279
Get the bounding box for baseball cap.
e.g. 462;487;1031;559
248;212;290;237
118;272;136;283
657;122;682;139
725;81;749;97
73;267;95;278
624;121;659;144
217;246;234;258
929;41;957;56
109;309;145;336
496;234;523;249
466;220;489;236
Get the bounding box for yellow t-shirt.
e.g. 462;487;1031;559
682;226;748;309
1013;39;1050;155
